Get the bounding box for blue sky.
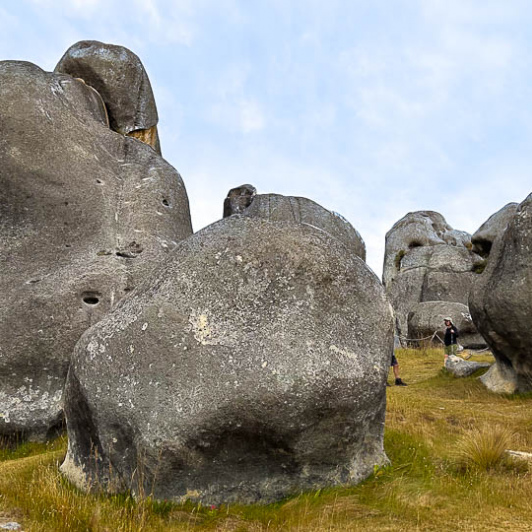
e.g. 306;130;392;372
1;0;531;275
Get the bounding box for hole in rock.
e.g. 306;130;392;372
162;199;170;207
96;179;104;185
82;293;100;306
472;239;492;258
408;241;422;249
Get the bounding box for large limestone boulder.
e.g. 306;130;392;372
383;211;471;287
407;301;485;349
61;215;392;504
0;60;192;439
55;40;161;153
383;211;483;339
224;188;366;261
470;193;532;393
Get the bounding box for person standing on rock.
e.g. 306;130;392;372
443;317;459;360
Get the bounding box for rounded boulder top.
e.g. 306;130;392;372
55;40;159;138
224;189;366;261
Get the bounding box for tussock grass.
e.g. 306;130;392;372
1;347;532;531
450;425;513;472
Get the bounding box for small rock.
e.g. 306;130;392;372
505;450;532;462
445;355;490;378
0;523;22;531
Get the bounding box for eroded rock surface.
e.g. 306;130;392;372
471;203;518;258
55;40;161;153
470;193;532;393
223;184;256;217
383;211;484;340
0;60;192;439
62;216;391;504
225;190;366;261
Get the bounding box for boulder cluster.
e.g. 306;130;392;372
1;42;391;504
1;40;530;505
382;211;485;348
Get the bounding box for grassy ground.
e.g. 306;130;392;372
1;347;531;531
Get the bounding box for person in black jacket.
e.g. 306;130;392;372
443;317;459;359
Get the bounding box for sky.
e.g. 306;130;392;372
1;0;531;276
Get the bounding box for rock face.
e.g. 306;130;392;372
407;301;485;349
470;193;532;393
471;203;518;258
223;184;256;217
61;215;392;504
383;211;484;341
55;40;161;153
224;190;366;261
0;60;192;439
444;355;491;378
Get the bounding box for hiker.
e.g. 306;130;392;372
443;317;459;360
389;350;407;386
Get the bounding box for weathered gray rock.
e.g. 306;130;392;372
0;523;22;531
407;301;485;348
383;211;483;339
471;203;518;258
226;192;366;261
444;355;490;378
479;364;519;394
383;211;471;287
470;193;532;393
55;40;161;153
61;216;391;504
223;184;256;217
0;60;192;439
505;450;532;463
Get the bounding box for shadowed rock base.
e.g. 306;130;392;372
480;363;519;394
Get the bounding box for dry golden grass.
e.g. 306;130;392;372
1;347;531;531
450;425;513;472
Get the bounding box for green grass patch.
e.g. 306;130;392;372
0;433;67;462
